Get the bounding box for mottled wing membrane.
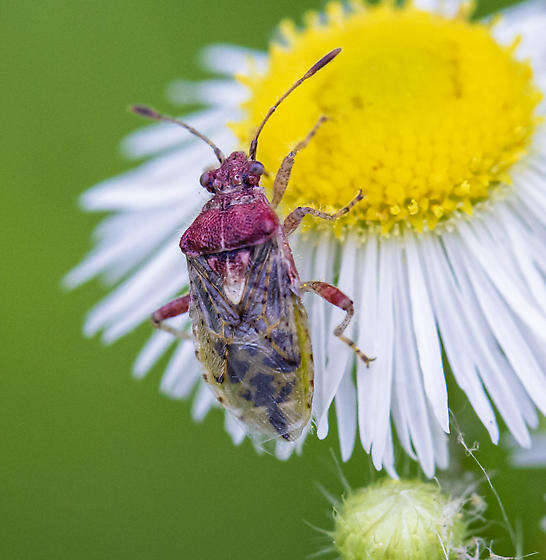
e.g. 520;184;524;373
188;238;314;441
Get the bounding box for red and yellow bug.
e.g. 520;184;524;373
133;48;374;442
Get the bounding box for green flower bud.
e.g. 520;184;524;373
333;479;467;560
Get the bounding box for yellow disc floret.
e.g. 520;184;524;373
231;1;542;235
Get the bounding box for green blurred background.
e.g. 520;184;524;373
2;1;544;558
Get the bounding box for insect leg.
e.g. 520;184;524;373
151;294;192;339
283;190;363;236
300;281;375;367
271;116;327;208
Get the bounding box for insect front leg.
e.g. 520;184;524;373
300;281;375;367
271;116;327;208
151;294;192;339
283;190;363;236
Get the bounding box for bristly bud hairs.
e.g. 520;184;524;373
331;479;468;560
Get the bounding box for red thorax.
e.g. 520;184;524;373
180;152;278;257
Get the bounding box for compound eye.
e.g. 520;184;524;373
248;161;265;176
199;171;211;187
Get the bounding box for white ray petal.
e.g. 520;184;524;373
528;154;546;177
356;236;379;452
506;199;546;268
421;236;499;443
101;244;158;287
336;367;357;462
381;423;398;479
317;236;358;439
509;186;546;238
309;233;336;422
515;317;546;384
82;181;206;212
443;235;546;414
64;208;184;289
83;134;235;211
456;221;546;340
122;108;238;159
485;357;537;443
502;373;539;433
102;273;186;343
508;317;544;429
405;234;449;433
430;411;449;470
493;0;546;78
92;212;143;242
391;395;416;461
437;235;533;445
82;148;209;207
159;342;198;396
295;424;311;455
509;433;546;468
192;383;217;421
371;239;396;470
133;317;182;378
225;413;246;446
199;44;267;76
507;383;539;431
293;234;315;284
440;240;534;445
83;238;184;336
493;204;546;307
412;0;462;17
394;255;435;477
330;235;359;461
516;169;546;215
275;439;297;461
167;80;248;107
470;207;532;288
171;357;201;399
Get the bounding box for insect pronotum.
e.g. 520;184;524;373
132;48;374;442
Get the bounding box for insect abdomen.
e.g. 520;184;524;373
193;296;313;441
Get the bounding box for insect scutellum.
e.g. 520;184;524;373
131;47;342;194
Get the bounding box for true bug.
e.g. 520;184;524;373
132;48;374;442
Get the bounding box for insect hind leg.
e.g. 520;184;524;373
151;294;192;340
301;281;375;367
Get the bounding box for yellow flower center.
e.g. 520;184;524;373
232;1;541;235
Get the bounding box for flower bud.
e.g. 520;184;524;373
333;479;467;560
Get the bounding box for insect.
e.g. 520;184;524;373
132;48;374;442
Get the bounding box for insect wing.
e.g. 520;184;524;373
188;239;314;441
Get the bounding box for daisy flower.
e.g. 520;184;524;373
65;0;546;476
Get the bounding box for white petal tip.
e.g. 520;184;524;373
385;465;399;479
421;465;435;479
101;331;120;345
512;430;532;449
132;364;148;378
316;417;329;439
372;455;383;471
82;323;99;339
63;268;90;290
60;274;77;291
340;449;352;463
438;413;450;433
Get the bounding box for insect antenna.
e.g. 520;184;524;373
248;47;341;160
131;105;225;163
